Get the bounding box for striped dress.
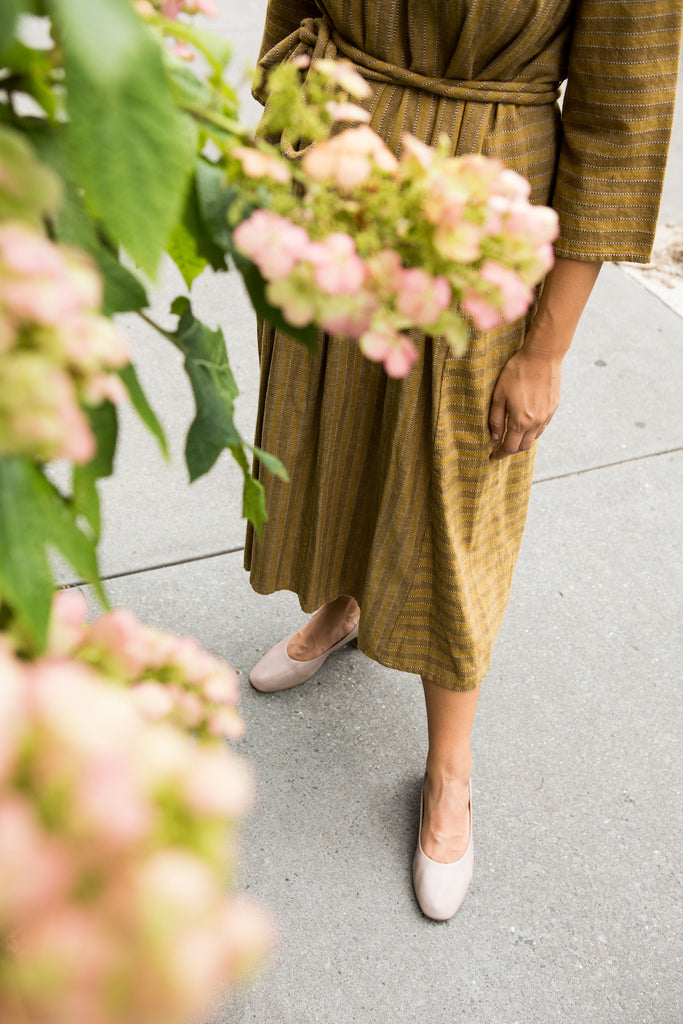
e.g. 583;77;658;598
244;0;681;690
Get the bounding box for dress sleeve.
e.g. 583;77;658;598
253;0;321;103
553;0;682;263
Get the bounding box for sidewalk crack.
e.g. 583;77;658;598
533;446;682;485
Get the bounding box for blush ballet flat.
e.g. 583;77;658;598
249;621;359;693
412;779;473;921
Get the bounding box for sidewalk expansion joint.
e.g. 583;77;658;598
62;546;246;588
533;445;682;486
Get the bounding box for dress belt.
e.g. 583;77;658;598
264;17;560;109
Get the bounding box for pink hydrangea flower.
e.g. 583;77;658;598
61;248;104;311
73;754;153;847
172;41;195;60
421;175;466;230
302;126;398;189
325;101;371;123
317;290;377;336
1;276;83;327
215;896;276;977
206;705;246;741
202;667;240;704
14;906;118;1001
0;799;74;921
315;59;372;99
181;746;254;818
54;313;129;372
461;291;504;331
505;200;559;243
232;146;292;185
86;609;152;678
480;260;534;321
48;589;88;655
395;269;451;327
493;167;532;201
171;687;205;729
1;357;96;463
266;269;319;327
365;249;404;299
0;225;103;327
399;134;435;169
136;850;219;919
305;233;367;295
233;210;311;281
130;680;175;720
360;323;418;377
433;219;483;263
0;222;66;278
81;372;128;407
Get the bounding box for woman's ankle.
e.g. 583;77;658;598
288;596;359;660
425;757;473;788
323;594;359;620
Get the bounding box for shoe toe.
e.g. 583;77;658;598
412;845;473;921
248;638;298;692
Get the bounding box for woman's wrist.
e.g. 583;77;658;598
521;255;603;361
518;320;572;362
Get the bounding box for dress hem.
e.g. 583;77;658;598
246;573;486;692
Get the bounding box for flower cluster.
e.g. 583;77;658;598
48;590;245;742
134;0;220;59
135;0;219;19
0;223;129;464
0;597;272;1024
230;61;559;377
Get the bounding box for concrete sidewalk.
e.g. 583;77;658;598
71;6;683;1022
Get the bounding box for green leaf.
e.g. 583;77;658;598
195;158;235;251
27;124;149;314
233;251;319;352
242;470;267;533
170;296;240;481
0;123;62;224
1;38;59;119
168;298;268;534
248;443;289;482
0;456;106;651
72;401;117;539
226;440;268;535
49;0;143;85
53;0;197;274
95;246;148;316
167;59;216;113
119;363;169;460
0;2;30;63
167;174;227;288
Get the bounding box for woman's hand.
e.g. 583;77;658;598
488;255;603;461
488;347;562;459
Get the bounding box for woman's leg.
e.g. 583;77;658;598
420;677;479;862
286;595;360;661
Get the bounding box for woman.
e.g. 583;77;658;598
244;0;681;920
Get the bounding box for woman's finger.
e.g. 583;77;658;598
489;426;537;460
488;384;507;443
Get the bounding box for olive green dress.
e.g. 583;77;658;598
244;0;681;689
